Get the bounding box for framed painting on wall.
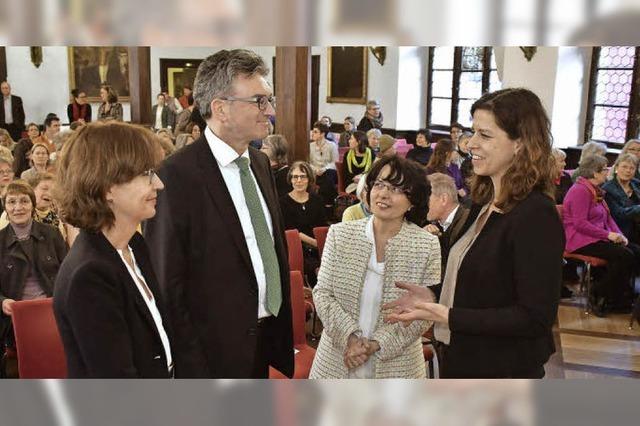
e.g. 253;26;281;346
68;47;130;102
326;47;368;104
159;58;202;99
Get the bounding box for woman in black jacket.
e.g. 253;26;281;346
53;122;173;378
0;180;67;373
385;88;564;378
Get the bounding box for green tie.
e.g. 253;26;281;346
234;156;282;316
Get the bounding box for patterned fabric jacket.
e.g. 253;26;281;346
310;218;441;378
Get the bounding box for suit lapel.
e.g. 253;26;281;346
195;138;254;271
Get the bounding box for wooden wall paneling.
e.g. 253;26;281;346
128;47;152;125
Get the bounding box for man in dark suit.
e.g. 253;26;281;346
144;49;294;378
0;81;26;141
151;93;176;130
425;173;471;282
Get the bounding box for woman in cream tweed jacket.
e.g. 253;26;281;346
310;156;441;379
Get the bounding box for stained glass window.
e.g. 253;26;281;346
587;46;639;146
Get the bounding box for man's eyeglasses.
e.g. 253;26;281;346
5;198;32;208
371;179;409;195
220;95;276;112
142;169;157;185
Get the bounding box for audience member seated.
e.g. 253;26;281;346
319;115;336;142
342;130;373;191
187;122;201;141
151;93;176;131
310;155;440;378
0;129;16;153
279;161;327;287
0;180;67;377
34;115;60;154
0;155;14;215
178;85;193;109
621;139;640;181
25;172;67;237
309;121;338;208
603;153;640;252
424;173;470;284
156;130;176;159
450;122;464;145
13;123;40;177
572;141;607;182
20;143;51;181
174;94;194;135
366;128;382;157
67;89;92;124
405;129;433;166
563;154;635;316
97;85;123;122
457;132;474;187
175;134;194;150
426;139;467;198
377;134;397;159
262;134;292;198
358;100;383;133
339;116;356;147
552;147;573;204
342;177;371;222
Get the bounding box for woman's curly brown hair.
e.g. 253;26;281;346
470;88;556;212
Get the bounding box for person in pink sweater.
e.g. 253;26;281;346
562;154;635;315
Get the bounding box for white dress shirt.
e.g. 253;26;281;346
350;216;384;379
117;246;173;371
439;205;459;232
205;127;274;318
3;96;12;124
154;105;164;129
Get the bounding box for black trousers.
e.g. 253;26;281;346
573;241;635;305
250;316;276;378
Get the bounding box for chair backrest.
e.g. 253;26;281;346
335;161;345;193
12;298;67;378
313;226;329;258
285;229;304;274
289;271;307;346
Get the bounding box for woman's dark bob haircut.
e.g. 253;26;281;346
365;155;430;226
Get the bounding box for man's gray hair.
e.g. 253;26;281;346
427;173;459;204
193;49;269;120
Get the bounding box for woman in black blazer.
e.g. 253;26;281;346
53;122;173;378
385;88;565;378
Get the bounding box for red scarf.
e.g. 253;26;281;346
576;176;610;215
71;102;88;122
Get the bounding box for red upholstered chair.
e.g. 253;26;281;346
313;226;329;259
285;229;304;274
422;326;436;378
11;298;67;378
556;205;608;314
269;271;316;379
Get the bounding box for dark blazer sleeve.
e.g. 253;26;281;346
53;227;68;261
86;104;92;122
64;262;139;377
67;104;74;123
449;197;564;337
144;162;210;377
13;96;25;128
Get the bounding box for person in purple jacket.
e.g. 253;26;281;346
562;154;635;316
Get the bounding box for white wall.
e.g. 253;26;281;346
314;46;402;130
501;46;559;119
5;46;131;124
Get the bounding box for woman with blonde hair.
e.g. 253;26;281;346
385;88;565;378
0;129;16;153
620;139;640;181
